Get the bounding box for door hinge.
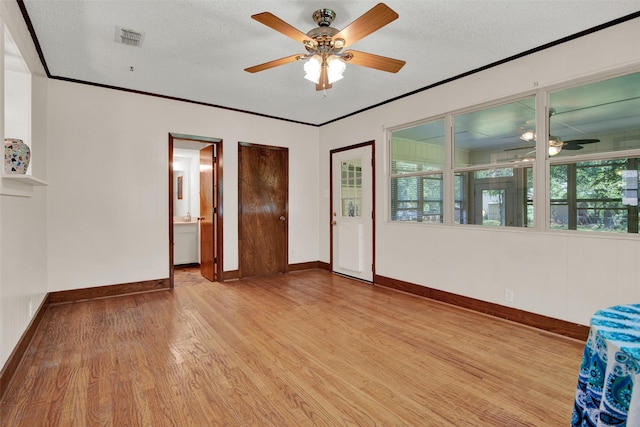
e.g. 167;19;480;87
213;207;217;214
214;257;217;264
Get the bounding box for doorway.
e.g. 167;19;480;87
169;133;223;287
238;142;288;278
472;173;528;227
330;142;375;282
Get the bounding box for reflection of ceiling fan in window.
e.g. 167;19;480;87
507;108;600;156
516;133;600;156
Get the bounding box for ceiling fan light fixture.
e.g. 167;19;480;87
520;130;536;142
304;56;322;83
548;145;563;156
304;55;345;84
548;138;563;156
327;56;346;83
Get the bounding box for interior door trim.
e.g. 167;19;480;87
168;133;224;287
329;141;376;279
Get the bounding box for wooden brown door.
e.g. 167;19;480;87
200;145;216;281
238;142;288;278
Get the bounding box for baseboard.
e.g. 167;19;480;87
222;270;240;280
175;263;199;269
0;294;50;400
289;261;331;271
374;274;589;341
317;261;331;271
223;261;330;281
48;277;171;304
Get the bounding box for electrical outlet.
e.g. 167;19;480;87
28;301;34;319
504;289;514;303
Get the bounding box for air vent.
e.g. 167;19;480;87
116;27;144;47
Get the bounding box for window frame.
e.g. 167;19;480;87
386;67;640;238
548;150;640;234
389;117;446;224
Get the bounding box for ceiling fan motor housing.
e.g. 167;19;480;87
313;9;336;27
306;26;340;54
306;9;343;54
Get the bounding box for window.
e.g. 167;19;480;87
341;159;362;217
548;72;640;234
453;97;536;227
387;71;640;236
390;119;445;222
550;159;639;233
549;72;640;159
455;167;533;227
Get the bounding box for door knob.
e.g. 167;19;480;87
279;216;286;221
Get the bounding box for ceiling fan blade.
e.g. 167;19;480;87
561;144;584;150
251;12;313;44
244;54;303;73
504;145;535;152
342;50;405;73
563;138;600;145
333;3;398;48
316;65;332;91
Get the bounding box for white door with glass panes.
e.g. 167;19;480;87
331;145;373;282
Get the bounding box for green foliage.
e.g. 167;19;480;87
550;159;638;232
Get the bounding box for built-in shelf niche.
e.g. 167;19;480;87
2;24;46;197
2;174;47;186
1;174;48;197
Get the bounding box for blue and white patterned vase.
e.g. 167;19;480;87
4;138;30;174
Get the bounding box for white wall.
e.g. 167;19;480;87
0;2;48;369
46;80;320;291
319;16;640;327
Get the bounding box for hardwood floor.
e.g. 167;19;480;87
1;269;584;426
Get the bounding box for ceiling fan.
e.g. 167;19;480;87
244;3;406;91
507;109;600;156
507;135;600;156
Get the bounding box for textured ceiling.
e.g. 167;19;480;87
18;1;640;126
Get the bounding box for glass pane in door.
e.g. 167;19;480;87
341;159;362;217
